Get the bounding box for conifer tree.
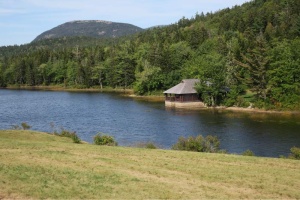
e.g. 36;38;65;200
234;34;269;100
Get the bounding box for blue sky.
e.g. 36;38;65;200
0;0;249;46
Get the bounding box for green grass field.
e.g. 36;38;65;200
1;130;299;199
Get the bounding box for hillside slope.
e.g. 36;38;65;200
0;130;299;199
32;20;144;42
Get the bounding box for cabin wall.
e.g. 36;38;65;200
182;94;199;102
165;94;199;102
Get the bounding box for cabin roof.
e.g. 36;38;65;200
163;79;199;94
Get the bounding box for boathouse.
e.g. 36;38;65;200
163;79;205;108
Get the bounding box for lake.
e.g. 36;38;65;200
1;89;300;157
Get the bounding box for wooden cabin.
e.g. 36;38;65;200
163;79;205;108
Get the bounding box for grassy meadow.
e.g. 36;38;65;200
0;130;299;199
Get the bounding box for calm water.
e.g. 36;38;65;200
1;89;300;157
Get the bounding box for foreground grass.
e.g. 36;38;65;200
0;130;299;199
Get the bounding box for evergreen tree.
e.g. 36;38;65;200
234;34;270;101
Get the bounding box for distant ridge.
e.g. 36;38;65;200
32;20;144;42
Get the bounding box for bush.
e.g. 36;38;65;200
242;149;255;156
70;133;81;144
21;122;31;130
288;147;300;160
94;133;118;146
11;122;31;130
55;129;81;144
172;135;221;153
134;142;158;149
144;142;158;149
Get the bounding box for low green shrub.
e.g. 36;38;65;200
242;149;255;156
288;147;300;160
55;129;81;144
134;142;158;149
172;135;221;153
145;142;158;149
11;122;31;130
21;122;31;130
94;133;118;146
70;133;81;144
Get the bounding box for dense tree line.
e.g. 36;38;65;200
0;0;300;110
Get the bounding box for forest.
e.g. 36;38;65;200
0;0;299;110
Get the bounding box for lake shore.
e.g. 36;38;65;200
214;106;300;115
2;85;134;93
2;85;300;114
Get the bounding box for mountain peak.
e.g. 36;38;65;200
32;20;143;42
69;20;113;24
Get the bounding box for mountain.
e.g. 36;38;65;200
32;20;144;42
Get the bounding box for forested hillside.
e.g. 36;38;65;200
0;0;299;110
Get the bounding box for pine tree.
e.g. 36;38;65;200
234;34;270;100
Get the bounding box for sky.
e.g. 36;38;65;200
0;0;249;46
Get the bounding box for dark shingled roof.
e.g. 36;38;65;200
163;79;199;94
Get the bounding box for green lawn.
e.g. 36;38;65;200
0;130;299;199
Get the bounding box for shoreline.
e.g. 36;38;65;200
127;94;165;102
214;106;300;115
1;85;134;93
165;104;300;115
2;85;299;115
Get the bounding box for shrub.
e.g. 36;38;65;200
11;123;31;130
145;142;158;149
21;122;31;130
94;133;117;146
55;129;81;144
135;142;158;149
242;149;255;156
288;147;300;160
70;132;81;144
58;129;73;137
172;135;221;153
